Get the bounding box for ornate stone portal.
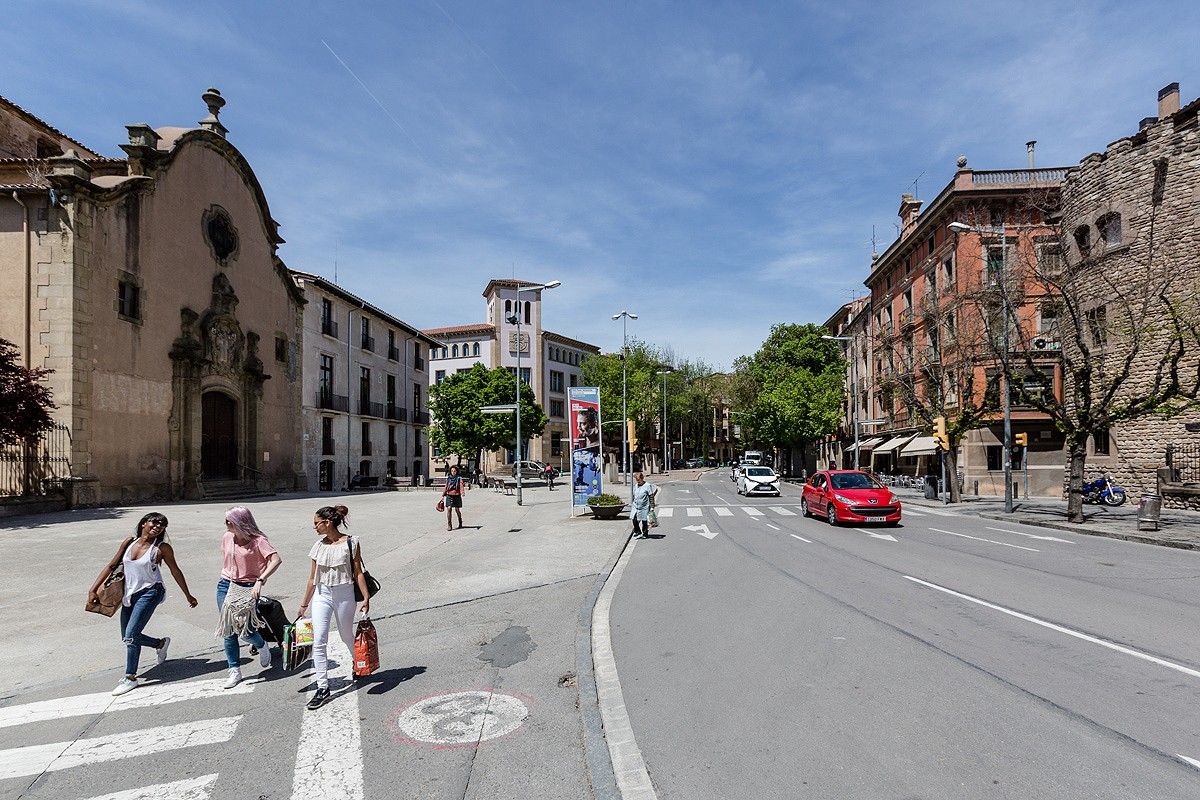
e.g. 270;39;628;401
168;273;270;498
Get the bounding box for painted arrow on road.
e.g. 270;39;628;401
682;524;719;539
865;531;897;541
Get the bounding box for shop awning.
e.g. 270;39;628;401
900;436;940;457
875;434;916;453
847;437;885;452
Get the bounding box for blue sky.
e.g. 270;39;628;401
4;1;1198;368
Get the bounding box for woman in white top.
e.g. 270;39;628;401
296;504;371;710
88;512;198;696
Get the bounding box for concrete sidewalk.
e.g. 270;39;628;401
895;487;1200;550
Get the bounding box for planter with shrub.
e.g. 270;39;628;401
586;493;626;519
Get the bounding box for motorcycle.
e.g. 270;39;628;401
1082;474;1127;506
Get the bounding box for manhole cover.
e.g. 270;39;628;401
395;690;529;747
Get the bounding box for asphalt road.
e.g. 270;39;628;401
610;472;1200;799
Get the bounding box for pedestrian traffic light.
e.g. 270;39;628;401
1014;432;1029;447
932;416;949;451
627;419;638;452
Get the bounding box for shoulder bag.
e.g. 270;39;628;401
86;538;134;616
347;537;381;602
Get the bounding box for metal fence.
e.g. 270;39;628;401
0;423;72;497
1165;443;1200;484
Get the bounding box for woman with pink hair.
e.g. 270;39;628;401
216;506;282;689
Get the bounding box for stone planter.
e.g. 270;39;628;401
589;503;626;520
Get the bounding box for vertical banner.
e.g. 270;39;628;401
568;387;603;507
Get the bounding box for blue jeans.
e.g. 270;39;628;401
216;578;266;669
119;584;165;677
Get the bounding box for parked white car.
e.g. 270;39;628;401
737;466;781;497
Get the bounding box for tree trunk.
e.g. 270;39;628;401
1066;442;1087;523
945;446;961;503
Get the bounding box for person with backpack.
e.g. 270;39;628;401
88;512;199;696
443;464;466;530
216;506;282;689
296;505;371;710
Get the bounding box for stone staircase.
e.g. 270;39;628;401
200;479;276;502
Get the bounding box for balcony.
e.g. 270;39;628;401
361;335;375;353
321;319;339;339
359;398;385;418
414;356;425;372
385;404;407;422
315;390;349;412
413;410;431;426
388;344;400;361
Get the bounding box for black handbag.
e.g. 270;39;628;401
347;537;381;602
255;596;290;644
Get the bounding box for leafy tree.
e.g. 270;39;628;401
0;338;55;446
428;364;547;471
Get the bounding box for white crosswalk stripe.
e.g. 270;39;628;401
742;508;764;516
291;636;364;800
686;507;703;517
0;715;241;780
81;774;219;800
657;507;674;517
769;507;796;516
714;507;734;517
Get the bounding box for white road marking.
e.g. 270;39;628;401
291;637;364;800
0;716;240;780
855;529;898;541
766;523;781;530
657;507;674;518
928;527;1039;552
743;508;764;516
769;507;796;516
900;507;928;516
0;677;261;730
686;507;703;517
714;507;734;517
904;575;1200;680
1178;754;1200;770
909;505;961;517
790;534;812;543
682;524;718;539
396;691;529;746
80;774;219;800
985;526;1075;544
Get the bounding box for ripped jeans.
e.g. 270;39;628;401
119;583;165;677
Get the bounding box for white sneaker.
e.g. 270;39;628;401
156;636;171;666
223;668;242;689
259;646;272;669
112;677;138;696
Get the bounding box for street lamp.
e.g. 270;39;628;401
509;280;560;505
657;366;673;474
611;310;638;502
948;220;1013;513
822;333;859;470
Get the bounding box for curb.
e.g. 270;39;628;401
575;529;636;800
976;512;1200;551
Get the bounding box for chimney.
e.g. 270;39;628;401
898;193;923;239
1026;140;1036;169
1158;82;1180;119
199;87;228;138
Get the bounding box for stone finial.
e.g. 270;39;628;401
49;148;93;181
956;154;968;169
125;123;162;149
199;87;228;138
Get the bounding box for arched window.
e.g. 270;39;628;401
1098;213;1122;247
473;342;480;357
358;460;371;477
452;344;459;358
1074;225;1091;257
524;301;531;324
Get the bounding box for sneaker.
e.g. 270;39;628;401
259;646;272;669
306;687;331;710
223;668;242;690
155;636;171;666
111;677;138;696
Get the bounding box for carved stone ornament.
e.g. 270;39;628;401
508;331;530;353
202;204;240;266
208;318;243;372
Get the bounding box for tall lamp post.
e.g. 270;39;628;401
657;366;673;474
948;220;1013;513
611;310;638;503
822;333;859;470
509;280;560;506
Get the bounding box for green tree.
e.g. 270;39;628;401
428;364;547;471
0;338;55;446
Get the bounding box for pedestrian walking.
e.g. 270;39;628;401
631;472;657;539
543;462;555;491
296;505;371;710
216;506;282;689
89;512;199;696
444;464;466;530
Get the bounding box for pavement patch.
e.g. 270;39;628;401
478;625;537;668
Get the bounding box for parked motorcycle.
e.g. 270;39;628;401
1082;474;1127;506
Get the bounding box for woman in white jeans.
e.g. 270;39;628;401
296;504;371;710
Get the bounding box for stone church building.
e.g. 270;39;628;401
0;89;305;503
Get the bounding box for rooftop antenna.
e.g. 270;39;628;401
909;169;925;199
333;239;339;284
870;224;878;260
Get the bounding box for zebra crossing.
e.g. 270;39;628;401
655;503;961;522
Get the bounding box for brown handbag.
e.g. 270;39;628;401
86;539;132;617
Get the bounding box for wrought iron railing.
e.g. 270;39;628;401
0;423;71;497
316;390;349;412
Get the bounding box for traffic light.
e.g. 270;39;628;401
1014;432;1029;447
932;416;949;451
627;419;638;452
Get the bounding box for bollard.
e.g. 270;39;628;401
1137;494;1162;532
973;480;979;496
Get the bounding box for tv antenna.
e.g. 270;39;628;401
909;169;925;198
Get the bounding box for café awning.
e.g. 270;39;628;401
847;437;885;452
900;436;940;457
875;434;916;453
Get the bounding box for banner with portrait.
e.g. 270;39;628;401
568;387;602;507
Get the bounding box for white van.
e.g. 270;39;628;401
741;450;764;466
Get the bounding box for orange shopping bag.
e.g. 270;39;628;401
354;617;379;677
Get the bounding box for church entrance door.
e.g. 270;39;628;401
201;391;238;480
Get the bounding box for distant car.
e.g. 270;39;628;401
511;460;559;479
685;457;704;468
801;470;901;526
737;466;781;497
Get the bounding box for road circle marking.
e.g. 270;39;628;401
395;690;529;747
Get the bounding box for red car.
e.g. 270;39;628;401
801;470;901;526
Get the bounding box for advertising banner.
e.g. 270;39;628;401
568;387;602;507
